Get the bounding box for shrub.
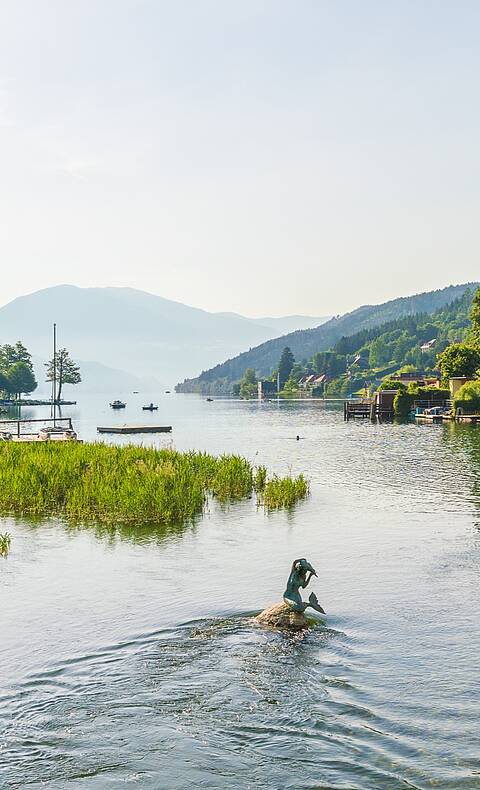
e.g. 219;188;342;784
377;379;406;392
393;391;412;420
453;381;480;414
437;343;480;380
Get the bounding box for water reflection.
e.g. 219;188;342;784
2;397;480;787
440;421;480;526
14;511;196;548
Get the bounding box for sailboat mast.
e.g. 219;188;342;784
53;322;57;424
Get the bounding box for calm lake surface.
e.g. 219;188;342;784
1;394;480;789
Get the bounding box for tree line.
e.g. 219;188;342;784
236;287;480;399
0;342;81;401
176;282;477;394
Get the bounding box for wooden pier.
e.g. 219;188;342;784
0;417;76;440
344;400;373;420
97;425;172;434
344;394;395;421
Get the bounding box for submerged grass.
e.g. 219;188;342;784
0;442;309;528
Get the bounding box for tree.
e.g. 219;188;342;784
468;288;480;347
0;341;32;369
278;347;294;388
0;369;10;397
45;348;81;402
453;380;480;414
437;343;480;380
369;337;392;368
313;351;347;377
239;368;258;399
377;378;406;392
6;361;37;399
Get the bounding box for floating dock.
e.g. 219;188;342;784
97;425;172;434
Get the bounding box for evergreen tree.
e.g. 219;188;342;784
45;348;81;402
468;288;480;347
278;347;294;388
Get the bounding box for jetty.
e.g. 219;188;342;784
344;391;396;421
97;425;172;434
0;417;78;442
0;399;76;407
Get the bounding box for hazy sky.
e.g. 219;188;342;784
0;1;479;316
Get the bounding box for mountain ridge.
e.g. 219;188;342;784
176;282;479;394
0;285;329;386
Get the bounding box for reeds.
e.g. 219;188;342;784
0;443;309;528
261;474;310;510
0;532;11;557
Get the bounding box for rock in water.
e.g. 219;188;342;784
255;602;310;631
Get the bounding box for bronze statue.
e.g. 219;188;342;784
255;557;325;630
283;558;325;614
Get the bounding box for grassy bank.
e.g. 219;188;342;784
0;442;309;527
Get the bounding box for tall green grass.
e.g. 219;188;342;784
261;474;310;510
0;443;309;528
0;532;11;556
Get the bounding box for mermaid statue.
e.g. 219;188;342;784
283;558;325;614
255;557;325;630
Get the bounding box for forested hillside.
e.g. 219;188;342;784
176;283;478;394
293;288;476;397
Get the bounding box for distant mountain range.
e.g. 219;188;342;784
0;285;329;390
214;313;331;334
176;282;479;394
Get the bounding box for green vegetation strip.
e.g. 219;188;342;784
0;443;309;526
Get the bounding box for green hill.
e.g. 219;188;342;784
176;283;479;394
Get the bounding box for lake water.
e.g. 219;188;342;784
1;394;480;789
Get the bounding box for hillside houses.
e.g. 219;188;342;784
298;374;327;390
420;338;437;353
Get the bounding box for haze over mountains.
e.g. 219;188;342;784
0;285;329;391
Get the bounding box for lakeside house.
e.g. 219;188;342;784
390;371;441;388
298;374;327;390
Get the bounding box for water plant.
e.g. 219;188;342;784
0;532;11;557
0;443;309;528
253;465;267;493
261;474;310;510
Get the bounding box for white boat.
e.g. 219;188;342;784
110;400;126;409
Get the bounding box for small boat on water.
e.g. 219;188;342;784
142;403;158;411
110;400;126;409
165;390;171;394
206;397;213;402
